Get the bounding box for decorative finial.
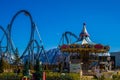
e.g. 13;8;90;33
79;22;89;39
83;23;86;26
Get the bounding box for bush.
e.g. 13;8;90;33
34;59;43;80
99;75;105;80
0;72;23;80
46;72;79;80
60;75;73;80
0;58;7;73
23;60;29;76
112;74;120;80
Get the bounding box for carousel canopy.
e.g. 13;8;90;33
60;23;110;53
80;23;89;38
77;23;94;45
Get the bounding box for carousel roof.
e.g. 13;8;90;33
75;23;95;45
60;23;110;53
80;23;89;37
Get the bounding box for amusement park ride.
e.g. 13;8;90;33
0;10;111;74
0;10;49;65
59;23;110;72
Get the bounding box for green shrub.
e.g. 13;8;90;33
0;72;23;80
23;60;29;76
112;74;120;80
46;72;79;80
0;63;4;73
60;74;73;80
34;59;43;80
99;75;105;80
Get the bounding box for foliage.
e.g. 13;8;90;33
0;72;23;80
22;60;29;76
99;75;105;80
13;48;20;65
29;62;34;70
0;58;4;73
93;73;120;80
59;74;73;80
4;61;10;70
46;72;80;80
34;59;43;80
112;74;120;80
0;57;10;73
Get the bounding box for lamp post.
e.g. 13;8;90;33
80;62;83;77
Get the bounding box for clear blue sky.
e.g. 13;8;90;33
0;0;120;54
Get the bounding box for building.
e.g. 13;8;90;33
111;51;120;67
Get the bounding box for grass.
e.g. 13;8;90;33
0;72;23;80
1;71;120;80
46;72;95;80
0;72;96;80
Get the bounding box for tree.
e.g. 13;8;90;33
0;55;10;72
29;62;34;70
0;57;4;73
34;59;43;80
14;48;20;65
23;60;29;76
3;60;10;69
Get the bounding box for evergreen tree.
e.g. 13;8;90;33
23;60;29;76
3;60;10;69
14;48;20;65
0;56;10;71
0;57;4;73
29;62;33;70
34;59;43;80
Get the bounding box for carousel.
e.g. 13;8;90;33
59;23;110;74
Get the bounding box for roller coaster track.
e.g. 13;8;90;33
59;31;79;45
51;31;78;64
0;26;8;54
1;10;50;64
7;10;35;57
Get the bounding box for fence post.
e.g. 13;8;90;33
43;72;46;80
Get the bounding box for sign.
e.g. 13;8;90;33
70;63;81;73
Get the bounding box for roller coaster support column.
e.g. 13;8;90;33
31;23;35;65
